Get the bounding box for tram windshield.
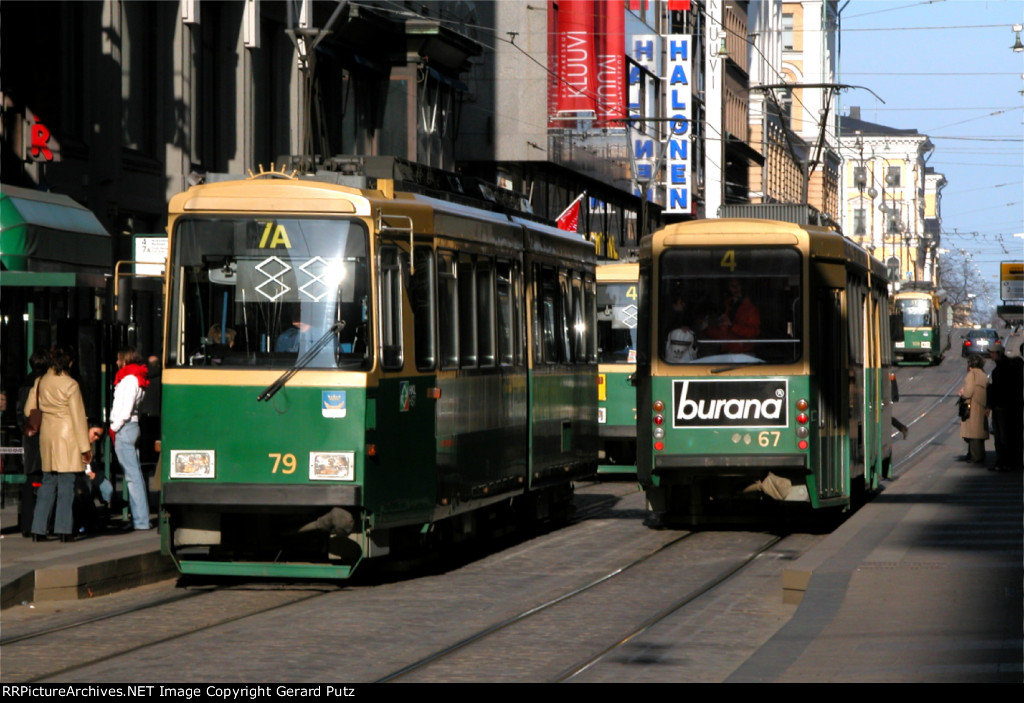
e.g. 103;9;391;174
168;217;371;369
897;297;931;327
659;247;801;365
597;282;639;364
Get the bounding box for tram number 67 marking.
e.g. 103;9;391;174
269;453;298;474
758;431;780;447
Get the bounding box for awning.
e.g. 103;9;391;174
0;184;111;273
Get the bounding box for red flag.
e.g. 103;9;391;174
667;0;691;10
556;193;586;232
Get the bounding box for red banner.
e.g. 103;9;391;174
555;0;597;116
594;1;626;127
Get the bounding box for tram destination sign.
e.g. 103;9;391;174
672;379;788;428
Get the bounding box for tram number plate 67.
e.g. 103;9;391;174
758;431;781;447
269;453;298;474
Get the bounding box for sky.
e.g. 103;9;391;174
838;0;1024;316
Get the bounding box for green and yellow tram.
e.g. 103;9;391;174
893;285;948;365
596;263;639;475
637;219;896;521
159;171;596;578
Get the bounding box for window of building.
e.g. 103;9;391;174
886;165;901;188
854;208;866;236
782;13;794;51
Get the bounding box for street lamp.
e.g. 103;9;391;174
1012;24;1023;52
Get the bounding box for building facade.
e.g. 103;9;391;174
838;108;941;284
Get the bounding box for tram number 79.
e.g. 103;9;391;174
757;431;781;447
269;453;298;474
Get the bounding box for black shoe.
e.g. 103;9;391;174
31;534;48;543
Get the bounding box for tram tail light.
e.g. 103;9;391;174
653;400;666;450
366;444;377;457
796;399;810;447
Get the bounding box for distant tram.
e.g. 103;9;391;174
596;262;639;474
637;219;897;522
159;171;597;578
893;285;949;365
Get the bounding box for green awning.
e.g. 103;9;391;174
0;184;111;273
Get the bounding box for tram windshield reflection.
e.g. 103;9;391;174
658;247;802;365
168;217;371;369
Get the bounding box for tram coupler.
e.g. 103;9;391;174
297;507;355;536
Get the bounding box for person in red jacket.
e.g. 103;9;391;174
705;278;761;354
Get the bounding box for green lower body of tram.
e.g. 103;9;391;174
640;372;889;522
895;327;940;365
161;370;595;579
597;369;637;475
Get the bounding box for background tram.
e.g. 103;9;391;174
637;219;897;522
159;171;597;579
892;284;950;365
596;262;639;475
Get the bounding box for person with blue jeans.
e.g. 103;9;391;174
110;347;151;530
25;346;93;543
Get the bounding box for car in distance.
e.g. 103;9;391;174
961;328;1000;357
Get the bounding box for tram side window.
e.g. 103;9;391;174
558;271;573;362
513;261;526;367
412;248;435;371
538;266;559;364
379;246;403;370
585;277;597;363
477;257;496;367
496;261;514;366
571;274;586;364
847;280;866;366
458;256;478;368
438;251;459;370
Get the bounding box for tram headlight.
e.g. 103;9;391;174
796;426;809;439
796;398;809;411
169;450;216;479
653;400;665;413
797;413;808;424
653;427;665;440
653;415;664;426
309;452;356;481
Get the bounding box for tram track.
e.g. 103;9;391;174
1;584;337;683
375;531;783;683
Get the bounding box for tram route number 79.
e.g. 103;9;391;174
758;431;780;447
269;453;298;474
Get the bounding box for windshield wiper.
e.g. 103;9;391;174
257;321;346;402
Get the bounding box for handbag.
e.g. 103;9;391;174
23;379;42;437
957;396;971;422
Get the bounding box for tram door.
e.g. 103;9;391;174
812;288;846;500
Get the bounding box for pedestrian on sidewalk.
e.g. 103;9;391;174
25;346;92;543
109;347;151;531
987;342;1023;471
958;354;989;465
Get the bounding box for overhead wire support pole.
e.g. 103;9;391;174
752;82;885;206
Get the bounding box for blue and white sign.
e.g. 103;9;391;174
322;390;347;418
664;35;692;214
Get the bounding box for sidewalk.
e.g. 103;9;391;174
0;500;174;609
735;432;1023;682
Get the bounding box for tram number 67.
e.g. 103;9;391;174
758;431;780;447
269;453;298;474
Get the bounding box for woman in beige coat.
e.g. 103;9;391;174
959;354;989;464
25;347;92;542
